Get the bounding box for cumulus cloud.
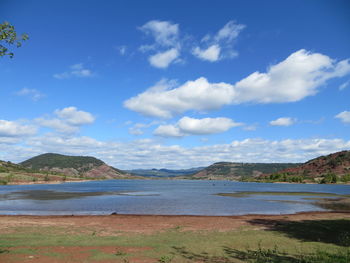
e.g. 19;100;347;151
178;116;241;135
192;21;245;62
154;116;242;137
234;50;350;103
140;20;179;47
149;48;179;68
192;45;220;62
35;107;95;133
54;107;95;125
35;118;79;134
128;121;159;136
0;120;37;137
15;88;45;101
54;63;94;79
154;124;183;137
124;77;235;118
335;111;350;124
215;20;246;43
3;134;350;169
128;126;145;136
139;20;181;68
269;117;296;126
125;50;350;118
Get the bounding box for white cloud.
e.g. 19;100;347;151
54;107;95;126
234;49;350;103
269;117;296;126
149;48;179;68
3;134;350;170
215;21;246;42
15;88;45;101
335;111;350;124
36;107;95;133
154;124;184;137
0;137;22;144
140;20;179;47
124;77;235;118
139;20;181;68
178;116;241;135
35;118;79;134
192;45;220;62
242;124;258;131
154;116;241;137
128;121;159;136
125;50;350;118
128;127;144;136
339;80;349;91
116;45;127;55
54;63;94;79
0;120;37;137
193;20;245;62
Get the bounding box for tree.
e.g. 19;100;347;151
0;21;29;58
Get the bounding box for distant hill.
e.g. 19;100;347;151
0;159;81;185
127;167;204;177
261;150;350;183
0;160;27;173
190;162;300;180
20;153;130;179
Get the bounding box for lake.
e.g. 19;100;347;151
0;179;349;215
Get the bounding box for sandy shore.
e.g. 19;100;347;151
1;211;349;234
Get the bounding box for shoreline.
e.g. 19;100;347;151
3;178;350;185
0;211;349;234
5;179;94;185
0;210;349;218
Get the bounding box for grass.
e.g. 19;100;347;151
0;171;94;185
1;218;350;262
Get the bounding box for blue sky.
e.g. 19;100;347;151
1;0;350;169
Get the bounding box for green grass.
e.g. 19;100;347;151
1;219;350;262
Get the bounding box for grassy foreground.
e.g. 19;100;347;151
0;214;350;262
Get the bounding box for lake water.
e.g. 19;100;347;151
0;179;349;215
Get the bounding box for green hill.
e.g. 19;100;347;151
190;162;300;180
0;159;76;185
0;160;28;173
260;150;350;183
21;153;104;171
20;153;129;179
127;167;204;177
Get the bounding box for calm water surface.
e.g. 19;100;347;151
0;179;349;215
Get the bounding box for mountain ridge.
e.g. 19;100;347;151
190;162;301;180
260;150;350;183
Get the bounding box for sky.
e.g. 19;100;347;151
0;0;350;169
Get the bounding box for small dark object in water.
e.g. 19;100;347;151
110;212;118;215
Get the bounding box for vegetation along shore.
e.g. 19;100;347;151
1;150;350;185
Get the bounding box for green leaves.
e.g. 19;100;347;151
0;21;29;58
